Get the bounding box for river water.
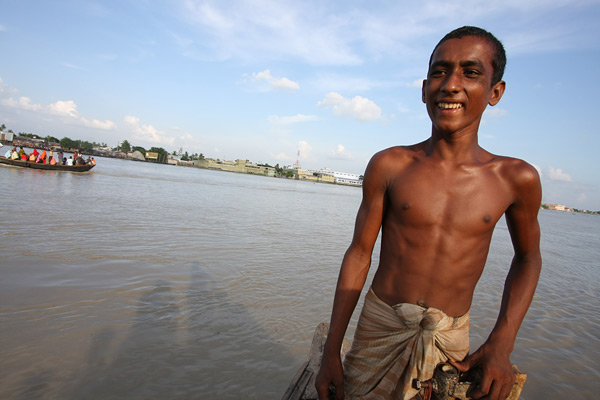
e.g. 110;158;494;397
0;156;598;399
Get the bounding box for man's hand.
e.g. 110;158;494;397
450;343;516;400
315;353;344;400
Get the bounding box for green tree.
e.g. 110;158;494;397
45;135;60;143
60;137;78;149
149;147;168;163
80;140;94;150
132;146;146;155
181;151;189;161
121;140;131;153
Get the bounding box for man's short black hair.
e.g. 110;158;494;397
429;26;507;86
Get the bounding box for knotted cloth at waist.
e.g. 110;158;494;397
343;288;470;400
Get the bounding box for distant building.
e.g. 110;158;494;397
314;169;363;186
192;158;276;177
0;132;14;142
295;169;336;184
543;203;567;211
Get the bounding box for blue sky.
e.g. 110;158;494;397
1;0;599;210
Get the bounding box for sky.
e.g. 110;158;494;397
1;0;599;210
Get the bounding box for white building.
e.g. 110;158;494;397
312;169;363;186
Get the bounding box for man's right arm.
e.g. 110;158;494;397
315;151;390;400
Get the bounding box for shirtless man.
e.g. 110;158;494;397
315;26;541;400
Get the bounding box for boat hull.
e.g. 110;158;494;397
0;156;95;172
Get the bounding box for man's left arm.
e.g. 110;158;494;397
454;162;542;400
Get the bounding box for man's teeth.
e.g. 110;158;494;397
437;102;462;109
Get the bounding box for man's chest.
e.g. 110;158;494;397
385;165;513;232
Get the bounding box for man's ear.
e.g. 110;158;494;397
489;80;506;106
422;79;427;104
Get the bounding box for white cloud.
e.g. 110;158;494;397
548;166;572;182
48;100;79;118
298;140;312;159
251;69;299;91
485;107;509;117
62;62;84;70
268;114;318;125
531;163;543;178
83;118;116;130
1;94;115;130
269;140;312;164
177;0;596;66
124;116;175;146
317;92;382;121
0;24;7;32
330;144;354;160
0;77;7;93
181;1;361;65
271;152;290;161
1;96;43;112
409;79;424;88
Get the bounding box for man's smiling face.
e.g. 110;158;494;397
422;35;505;137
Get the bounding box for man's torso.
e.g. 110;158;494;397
370;143;522;316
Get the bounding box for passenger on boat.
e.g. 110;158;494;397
30;149;39;161
18;147;26;157
90;157;96;166
36;150;47;163
66;156;74;166
11;148;20;160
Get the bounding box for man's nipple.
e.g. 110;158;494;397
483;214;492;223
402;203;411;210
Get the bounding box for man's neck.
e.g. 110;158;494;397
426;128;483;164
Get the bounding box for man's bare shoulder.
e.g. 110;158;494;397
369;142;426;169
484;153;541;206
486;153;540;185
362;144;424;187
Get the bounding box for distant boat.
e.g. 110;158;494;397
0;156;95;172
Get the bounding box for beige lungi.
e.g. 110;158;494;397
343;288;470;400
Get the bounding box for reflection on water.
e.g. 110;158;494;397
1;158;599;399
